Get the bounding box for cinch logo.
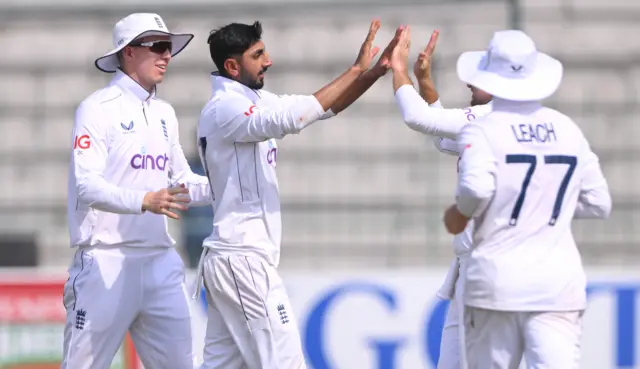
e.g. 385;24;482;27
130;154;168;171
74;135;91;150
463;107;477;122
267;147;277;165
266;140;277;165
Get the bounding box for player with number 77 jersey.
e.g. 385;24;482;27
446;30;611;368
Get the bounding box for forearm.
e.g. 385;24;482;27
394;85;465;139
392;68;413;92
456;170;496;217
178;175;212;207
574;201;611;219
330;69;383;114
418;78;439;104
456;191;484;218
313;66;364;111
574;189;612;219
76;175;146;214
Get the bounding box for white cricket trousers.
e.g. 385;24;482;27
438;296;465;369
437;257;469;369
200;253;306;369
464;307;583;369
61;246;193;369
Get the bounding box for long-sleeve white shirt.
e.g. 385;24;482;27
397;94;493;299
455;98;611;311
394;85;492;140
67;70;211;249
197;73;333;267
423;98;492;258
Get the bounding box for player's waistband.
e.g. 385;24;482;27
76;244;172;256
191;246;276;301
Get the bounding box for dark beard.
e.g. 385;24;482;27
244;78;264;90
240;67;268;90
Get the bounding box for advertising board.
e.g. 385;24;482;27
0;277;138;369
1;269;638;369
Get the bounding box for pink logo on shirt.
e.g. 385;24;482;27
130;154;168;171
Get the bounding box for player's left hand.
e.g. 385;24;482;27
369;25;404;77
443;204;469;234
413;30;439;82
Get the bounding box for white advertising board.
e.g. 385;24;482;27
187;269;640;369
0;268;636;368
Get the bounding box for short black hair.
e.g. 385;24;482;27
207;21;263;72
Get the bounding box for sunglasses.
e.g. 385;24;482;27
129;40;172;55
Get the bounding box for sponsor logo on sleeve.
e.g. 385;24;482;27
74;135;91;150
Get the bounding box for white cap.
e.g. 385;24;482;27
456;30;563;102
95;13;194;73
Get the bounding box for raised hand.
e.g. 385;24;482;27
353;19;381;72
390;25;411;73
414;30;440;83
369;25;404;77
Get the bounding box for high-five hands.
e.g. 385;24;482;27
369;25;404;77
390;25;411;73
414;30;439;82
353;20;382;72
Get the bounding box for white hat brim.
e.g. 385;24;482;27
95;30;194;73
456;50;563;102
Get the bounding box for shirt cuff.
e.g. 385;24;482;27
429;99;443;109
320;108;336;120
394;84;416;98
456;197;478;218
309;96;326;116
394;84;423;116
130;190;148;214
294;96;326;131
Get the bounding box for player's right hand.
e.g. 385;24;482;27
142;185;190;220
353;19;381;72
390;25;411;73
413;30;439;82
369;25;404;77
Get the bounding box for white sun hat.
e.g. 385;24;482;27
456;30;563;102
95;13;194;73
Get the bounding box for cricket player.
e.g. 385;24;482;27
64;13;211;369
443;30;611;368
389;27;493;369
195;20;401;369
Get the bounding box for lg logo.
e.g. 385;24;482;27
74;135;91;150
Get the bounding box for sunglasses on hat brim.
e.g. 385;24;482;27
129;40;172;55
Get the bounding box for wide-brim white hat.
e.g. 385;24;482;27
95;13;194;73
456;30;563;102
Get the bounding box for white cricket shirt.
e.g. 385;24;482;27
456;98;611;311
197;73;332;267
425;98;492;258
404;96;492;300
68;70;211;249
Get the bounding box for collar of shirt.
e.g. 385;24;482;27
211;72;259;98
111;69;157;103
491;98;541;113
